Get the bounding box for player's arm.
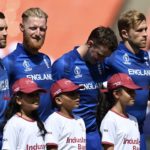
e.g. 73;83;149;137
100;116;116;150
2;121;18;150
45;115;60;150
2;55;14;80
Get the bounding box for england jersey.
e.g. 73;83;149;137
104;41;150;130
52;47;104;132
2;43;54;121
0;60;9;123
0;60;9;148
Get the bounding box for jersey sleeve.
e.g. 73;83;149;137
2;55;14;81
100;116;116;145
2;120;19;150
44;114;60;147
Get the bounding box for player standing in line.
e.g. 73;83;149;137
52;26;118;150
45;78;86;150
2;8;54;121
2;78;47;150
0;12;9;149
103;10;149;149
99;73;141;150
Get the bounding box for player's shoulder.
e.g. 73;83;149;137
52;50;74;69
38;52;51;61
45;112;62;125
38;52;49;58
102;110;118;123
3;49;17;62
4;115;21;128
45;112;59;120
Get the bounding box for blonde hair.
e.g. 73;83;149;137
118;10;146;38
22;7;48;22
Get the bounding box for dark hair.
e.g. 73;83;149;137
2;92;47;139
0;12;5;19
96;88;122;129
87;26;118;52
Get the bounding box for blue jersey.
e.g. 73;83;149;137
0;60;9;123
104;41;150;130
52;47;104;132
0;59;9;149
2;43;54;121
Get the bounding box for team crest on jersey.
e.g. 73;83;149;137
122;53;131;65
23;60;32;72
74;66;82;78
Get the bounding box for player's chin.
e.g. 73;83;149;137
74;104;80;108
139;42;146;48
0;41;6;48
128;100;135;105
31;104;39;109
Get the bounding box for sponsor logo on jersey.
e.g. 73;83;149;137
66;137;86;150
123;138;140;145
26;144;45;150
23;60;32;72
0;79;9;91
80;82;102;90
66;137;86;143
27;73;52;80
123;53;131;65
74;66;82;78
128;69;150;76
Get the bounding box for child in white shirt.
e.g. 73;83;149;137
45;78;86;150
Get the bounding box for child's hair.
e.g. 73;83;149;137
96;88;123;129
2;91;47;139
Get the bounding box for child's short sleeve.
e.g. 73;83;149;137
100;114;116;145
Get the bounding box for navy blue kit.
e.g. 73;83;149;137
0;59;9;148
104;41;150;149
52;47;104;150
3;43;54;121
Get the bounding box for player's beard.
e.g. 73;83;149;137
23;33;45;52
0;38;7;48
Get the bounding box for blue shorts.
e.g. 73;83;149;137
86;130;102;150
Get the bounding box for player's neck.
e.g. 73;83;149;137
23;43;39;55
77;44;90;59
58;109;74;119
124;41;140;54
16;112;35;121
112;104;127;117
